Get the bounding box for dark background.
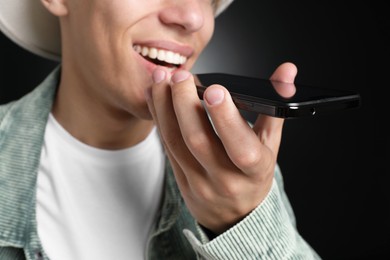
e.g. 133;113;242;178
1;1;389;259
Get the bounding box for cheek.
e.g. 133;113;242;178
193;17;215;60
201;15;215;47
185;17;215;69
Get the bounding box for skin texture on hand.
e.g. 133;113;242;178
146;62;297;234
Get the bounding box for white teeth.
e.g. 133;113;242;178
157;49;166;61
149;48;158;59
165;51;174;63
133;45;187;65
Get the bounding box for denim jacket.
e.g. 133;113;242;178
0;67;321;260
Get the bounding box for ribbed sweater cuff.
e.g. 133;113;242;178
184;179;317;259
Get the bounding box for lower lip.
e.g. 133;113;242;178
134;51;158;75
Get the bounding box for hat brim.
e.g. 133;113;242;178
0;0;61;61
0;0;233;61
215;0;234;17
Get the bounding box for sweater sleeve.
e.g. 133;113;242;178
183;165;322;260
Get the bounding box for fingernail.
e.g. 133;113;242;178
205;87;224;105
153;68;166;83
171;70;191;83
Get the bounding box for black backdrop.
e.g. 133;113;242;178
1;1;388;259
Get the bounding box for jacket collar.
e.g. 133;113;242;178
0;66;59;247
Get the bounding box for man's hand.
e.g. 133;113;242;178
146;62;297;234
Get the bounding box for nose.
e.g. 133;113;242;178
159;0;205;32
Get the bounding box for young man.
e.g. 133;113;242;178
0;0;321;259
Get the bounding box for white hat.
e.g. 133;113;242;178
215;0;234;17
0;0;234;61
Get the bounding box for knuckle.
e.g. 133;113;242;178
219;179;242;198
192;184;215;203
233;149;262;170
185;132;209;152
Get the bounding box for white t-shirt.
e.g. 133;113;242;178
36;114;165;260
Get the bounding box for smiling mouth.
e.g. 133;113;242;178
133;45;188;69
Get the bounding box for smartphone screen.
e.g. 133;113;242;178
195;73;361;119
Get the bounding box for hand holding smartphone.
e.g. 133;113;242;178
195;73;361;119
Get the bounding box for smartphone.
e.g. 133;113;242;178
195;73;361;119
